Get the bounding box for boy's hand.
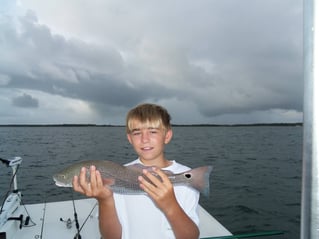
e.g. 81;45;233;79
138;167;178;213
72;165;113;202
139;167;200;239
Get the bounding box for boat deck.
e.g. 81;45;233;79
1;198;231;239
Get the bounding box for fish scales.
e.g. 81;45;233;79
97;161;143;193
79;160;144;193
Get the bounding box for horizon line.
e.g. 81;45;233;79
0;122;303;127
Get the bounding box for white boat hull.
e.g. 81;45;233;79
1;196;231;239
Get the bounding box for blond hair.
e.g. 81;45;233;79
126;103;171;133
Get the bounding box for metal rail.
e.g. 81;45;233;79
301;0;319;238
201;230;284;239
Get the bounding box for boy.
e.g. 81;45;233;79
73;103;200;239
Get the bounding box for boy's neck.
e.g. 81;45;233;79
139;158;172;168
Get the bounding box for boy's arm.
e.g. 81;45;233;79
139;168;200;239
98;197;122;239
73;166;122;239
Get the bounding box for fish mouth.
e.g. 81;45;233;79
53;176;72;187
54;181;72;187
55;182;67;187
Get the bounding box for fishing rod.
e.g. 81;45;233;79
72;197;82;239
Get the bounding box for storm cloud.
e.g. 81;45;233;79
0;0;303;124
12;93;39;108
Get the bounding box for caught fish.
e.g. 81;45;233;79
53;160;212;196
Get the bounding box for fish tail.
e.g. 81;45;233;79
188;166;213;196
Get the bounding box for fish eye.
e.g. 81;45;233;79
184;173;192;179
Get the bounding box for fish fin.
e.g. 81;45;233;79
102;178;115;186
187;166;213;196
126;164;174;175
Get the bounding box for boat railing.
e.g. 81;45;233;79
201;230;285;238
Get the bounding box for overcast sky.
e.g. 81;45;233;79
0;0;303;125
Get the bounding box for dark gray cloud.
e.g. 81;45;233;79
0;0;303;124
12;93;39;108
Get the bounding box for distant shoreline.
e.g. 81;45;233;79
0;123;303;127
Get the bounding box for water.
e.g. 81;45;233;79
0;126;302;238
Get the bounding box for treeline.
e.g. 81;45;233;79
172;123;303;127
0;123;303;127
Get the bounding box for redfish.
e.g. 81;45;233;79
53;160;212;196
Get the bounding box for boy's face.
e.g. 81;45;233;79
126;119;172;164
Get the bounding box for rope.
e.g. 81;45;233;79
78;201;98;232
17;193;37;227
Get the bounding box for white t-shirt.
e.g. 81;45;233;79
113;159;200;239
